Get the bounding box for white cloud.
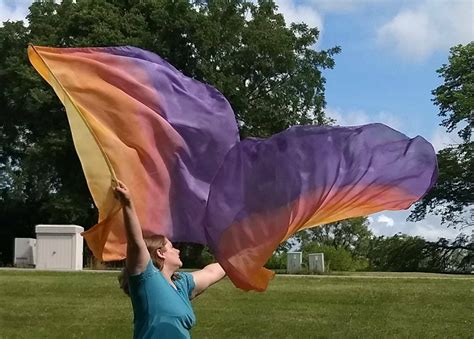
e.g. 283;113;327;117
325;106;402;130
275;0;323;30
309;0;391;13
368;210;465;241
326;107;370;126
0;0;31;26
377;214;395;227
430;126;464;152
377;0;473;61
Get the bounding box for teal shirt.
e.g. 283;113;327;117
129;260;196;338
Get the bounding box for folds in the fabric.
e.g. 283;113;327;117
205;124;438;290
29;45;437;291
28;45;239;260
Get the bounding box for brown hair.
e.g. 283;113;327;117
118;235;179;296
144;235;168;270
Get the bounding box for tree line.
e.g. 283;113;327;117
267;217;472;273
0;0;471;270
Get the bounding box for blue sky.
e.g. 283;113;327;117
320;4;451;138
274;0;472;240
1;0;472;240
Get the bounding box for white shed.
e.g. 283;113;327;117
35;225;84;270
309;253;325;273
287;252;302;274
14;238;36;267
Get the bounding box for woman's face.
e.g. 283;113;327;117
162;238;182;269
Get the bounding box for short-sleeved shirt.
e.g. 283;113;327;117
129;260;196;339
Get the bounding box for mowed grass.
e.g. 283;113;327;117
0;270;472;339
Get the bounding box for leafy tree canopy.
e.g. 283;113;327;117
0;0;340;264
409;43;473;230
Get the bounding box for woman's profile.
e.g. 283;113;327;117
114;179;225;338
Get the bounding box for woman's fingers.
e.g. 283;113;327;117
112;180;133;206
114;182;129;197
116;187;126;194
114;179;127;190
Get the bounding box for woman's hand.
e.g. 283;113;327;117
114;179;132;207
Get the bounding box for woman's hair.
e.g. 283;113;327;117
118;235;179;296
144;235;168;270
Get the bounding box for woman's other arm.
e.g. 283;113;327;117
190;263;226;299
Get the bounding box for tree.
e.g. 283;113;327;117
367;233;473;273
432;43;473;143
294;217;373;258
367;234;429;272
0;0;340;264
409;43;473;230
291;217;372;272
301;244;368;272
409;145;473;228
424;233;474;273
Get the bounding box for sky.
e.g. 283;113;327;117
274;0;472;241
1;0;472;241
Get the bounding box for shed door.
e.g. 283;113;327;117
39;235;73;269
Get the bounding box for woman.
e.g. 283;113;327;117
114;179;226;338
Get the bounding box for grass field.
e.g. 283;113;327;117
0;270;472;339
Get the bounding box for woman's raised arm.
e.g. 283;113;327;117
114;180;150;275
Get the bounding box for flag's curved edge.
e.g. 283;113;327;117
28;44;118;184
28;44;121;259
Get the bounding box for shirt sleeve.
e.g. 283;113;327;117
176;272;196;299
128;260;160;315
129;259;156;282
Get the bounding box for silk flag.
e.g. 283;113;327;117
28;45;239;260
205;124;437;290
29;45;437;291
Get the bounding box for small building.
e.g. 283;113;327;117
309;253;325;273
35;225;84;270
14;238;36;267
287;252;302;273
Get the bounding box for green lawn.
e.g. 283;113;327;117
0;270;472;338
